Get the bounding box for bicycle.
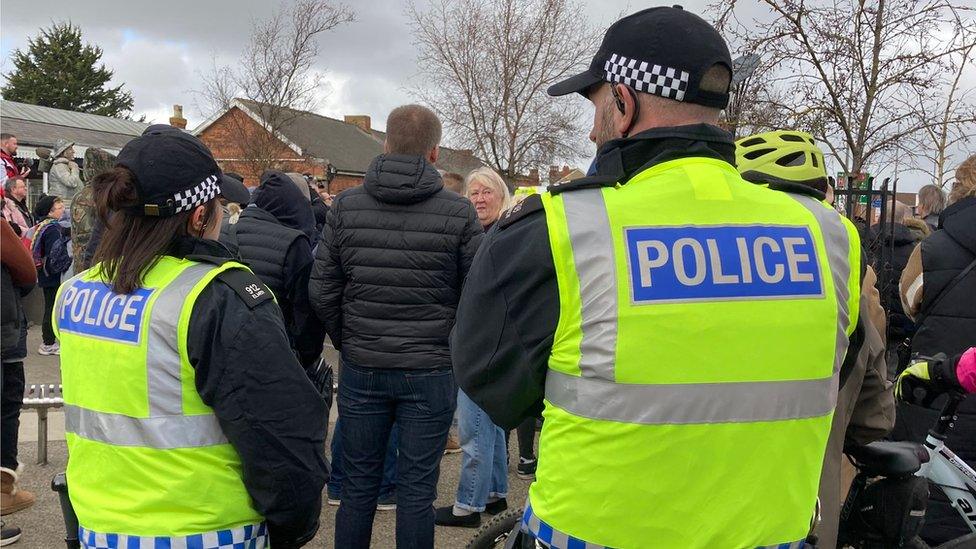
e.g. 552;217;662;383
467;396;976;549
839;392;976;548
466;507;522;549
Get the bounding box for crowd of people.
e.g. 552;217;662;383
0;5;974;549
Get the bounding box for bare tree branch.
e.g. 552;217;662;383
194;0;354;174
710;0;975;179
407;0;594;184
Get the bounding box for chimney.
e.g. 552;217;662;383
548;165;561;184
169;105;187;129
344;115;371;133
529;168;540;184
561;165;571;179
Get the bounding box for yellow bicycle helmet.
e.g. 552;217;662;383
735;130;828;190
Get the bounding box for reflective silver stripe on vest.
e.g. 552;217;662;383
562;189;618;381
66;405;227;448
546;369;838;425
147;264;215;416
65;263;229;449
549;189;853;425
789;195;853;376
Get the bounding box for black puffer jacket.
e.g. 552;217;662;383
310;195;329;245
867;220;927;344
224;206;306;300
893;196;976;545
221;171;325;370
309;154;483;370
912;197;976;357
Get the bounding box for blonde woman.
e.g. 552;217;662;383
916;184;946;232
436;168;519;529
464;167;512;230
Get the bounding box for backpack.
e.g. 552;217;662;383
27;219;72;276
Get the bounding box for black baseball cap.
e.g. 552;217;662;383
115;124;251;216
548;5;733;109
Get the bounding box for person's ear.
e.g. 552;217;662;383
428;145;439;165
188;205;207;234
383;140;390;154
613;84;638;137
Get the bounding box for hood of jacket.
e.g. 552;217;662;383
941;196;976;256
251;170;316;241
363;154;444;205
879;222;925;246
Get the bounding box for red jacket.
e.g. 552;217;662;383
0;150;17;181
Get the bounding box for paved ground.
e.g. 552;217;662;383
7;327;532;548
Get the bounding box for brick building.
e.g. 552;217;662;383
193;99;484;193
514;165;585;189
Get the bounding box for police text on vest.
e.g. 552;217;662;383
625;225;824;303
58;281;153;344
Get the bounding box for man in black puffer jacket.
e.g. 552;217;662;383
223;170;326;372
310;104;482;549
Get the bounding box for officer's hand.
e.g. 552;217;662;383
895;362;932;402
304;357;334;403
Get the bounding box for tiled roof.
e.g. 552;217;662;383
217;99;485;176
0;100;150;152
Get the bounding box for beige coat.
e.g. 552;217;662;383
48;157;82;201
814;266;896;547
900;244;925;321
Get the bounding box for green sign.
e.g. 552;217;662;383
836;172;872;204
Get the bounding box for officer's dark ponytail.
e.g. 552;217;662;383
91;167;218;294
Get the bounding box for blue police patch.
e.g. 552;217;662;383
624;225;823;303
57;281;153;344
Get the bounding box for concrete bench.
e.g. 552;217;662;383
22;383;64;465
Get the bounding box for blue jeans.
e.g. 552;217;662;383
455;389;508;512
329;417;398;498
334;362;456;549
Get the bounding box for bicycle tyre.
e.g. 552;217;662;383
465;507;523;549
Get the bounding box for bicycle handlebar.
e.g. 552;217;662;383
929;392;966;440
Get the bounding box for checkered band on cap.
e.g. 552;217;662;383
172;174;220;214
604;53;690;101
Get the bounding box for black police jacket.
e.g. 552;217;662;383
176;236;328;548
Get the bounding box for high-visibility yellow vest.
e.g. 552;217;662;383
53;256;266;546
527;157;860;548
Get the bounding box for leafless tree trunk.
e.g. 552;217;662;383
712;0;975;177
196;0;354;173
408;0;595;184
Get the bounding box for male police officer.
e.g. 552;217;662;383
452;7;861;548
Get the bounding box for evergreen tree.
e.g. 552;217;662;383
2;22;134;117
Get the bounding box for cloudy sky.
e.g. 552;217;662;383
1;0;657;127
1;1;972;191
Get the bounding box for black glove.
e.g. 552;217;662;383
304;357;334;409
268;517;320;549
897;353;964;407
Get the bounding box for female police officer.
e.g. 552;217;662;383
53;125;328;549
